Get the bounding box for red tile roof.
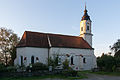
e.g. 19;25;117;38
17;31;93;49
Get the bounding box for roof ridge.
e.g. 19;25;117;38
25;31;81;38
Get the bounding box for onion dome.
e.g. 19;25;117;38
81;5;91;21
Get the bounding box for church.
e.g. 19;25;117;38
14;6;97;70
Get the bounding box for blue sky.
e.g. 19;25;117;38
0;0;120;56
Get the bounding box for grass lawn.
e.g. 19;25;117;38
0;73;87;80
91;71;120;76
79;70;120;76
1;70;120;80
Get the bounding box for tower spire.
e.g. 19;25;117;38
81;3;90;21
80;3;92;46
85;2;86;10
84;2;87;13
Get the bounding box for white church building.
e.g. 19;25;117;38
14;6;97;70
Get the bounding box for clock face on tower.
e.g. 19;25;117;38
87;22;89;26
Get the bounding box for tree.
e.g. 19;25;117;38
48;55;59;68
110;39;120;53
97;54;116;72
114;50;120;57
0;27;19;65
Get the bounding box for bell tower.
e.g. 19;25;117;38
80;5;93;47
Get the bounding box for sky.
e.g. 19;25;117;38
0;0;120;57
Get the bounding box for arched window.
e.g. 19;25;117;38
83;58;86;63
31;56;34;64
87;26;89;30
71;56;74;65
58;57;61;65
21;56;23;66
81;27;83;31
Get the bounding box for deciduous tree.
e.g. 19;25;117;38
110;39;120;53
0;27;19;65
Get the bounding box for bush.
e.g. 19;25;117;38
97;54;116;72
62;70;78;77
31;62;48;71
0;63;17;72
62;59;70;70
6;66;17;72
0;63;5;72
48;56;60;68
48;57;56;67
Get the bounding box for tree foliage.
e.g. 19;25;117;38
97;54;120;72
110;39;120;52
0;27;19;65
62;59;69;70
48;55;59;68
114;50;120;58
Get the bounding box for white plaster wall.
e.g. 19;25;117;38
80;20;91;34
49;47;96;70
80;20;92;47
14;47;48;66
80;20;86;34
14;47;97;71
83;34;92;47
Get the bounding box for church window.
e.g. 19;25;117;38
81;27;83;31
58;57;61;65
21;56;23;66
24;57;27;60
31;56;34;64
36;57;39;62
83;58;86;63
36;57;39;60
71;56;74;65
87;26;89;30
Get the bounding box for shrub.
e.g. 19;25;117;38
0;63;5;72
6;66;17;72
48;57;55;67
48;56;60;68
97;54;116;72
62;59;70;70
31;62;48;71
112;65;116;72
62;70;78;77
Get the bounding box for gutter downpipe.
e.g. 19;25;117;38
47;35;52;66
